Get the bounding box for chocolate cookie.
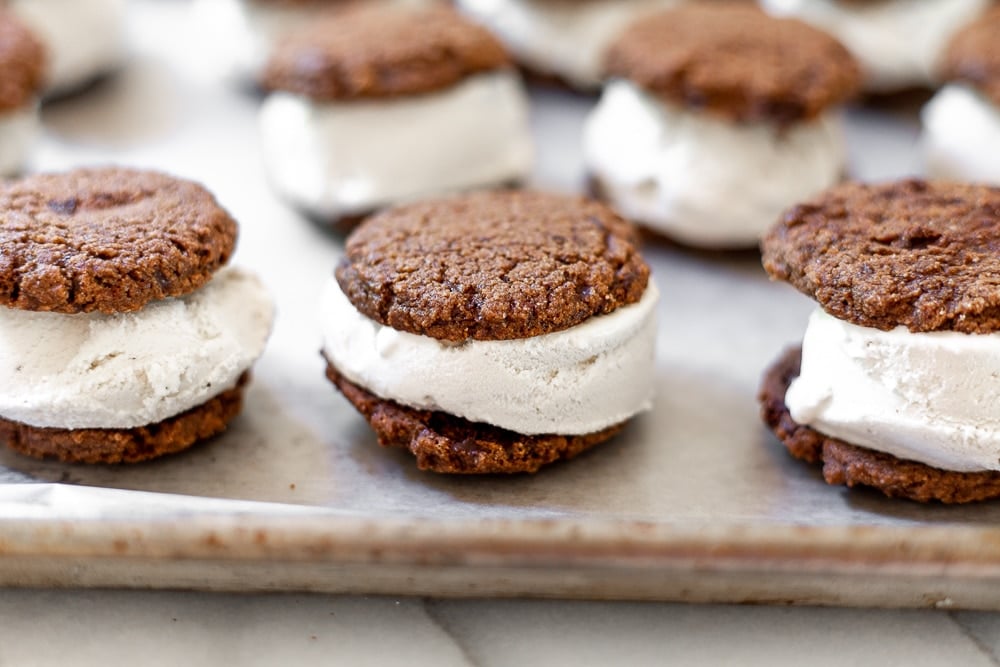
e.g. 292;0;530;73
0;10;45;112
761;179;1000;334
0;167;238;314
605;2;861;124
759;347;1000;503
261;4;511;100
326;361;622;474
0;373;250;465
942;6;1000;107
336;190;649;341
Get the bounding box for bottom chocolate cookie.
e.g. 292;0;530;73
301;208;373;237
759;347;1000;503
520;64;595;96
42;68;120;104
0;373;250;464
325;361;624;474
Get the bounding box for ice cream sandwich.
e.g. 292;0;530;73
0;10;44;176
760;179;1000;503
258;4;533;228
321;190;658;473
9;0;126;97
0;167;274;463
454;0;680;91
584;2;861;249
759;0;991;93
922;7;1000;185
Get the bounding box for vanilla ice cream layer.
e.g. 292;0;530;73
10;0;126;95
321;277;658;436
759;0;991;92
259;72;533;219
0;106;38;177
0;267;274;430
922;84;1000;185
192;0;437;80
786;308;1000;473
455;0;679;89
583;80;844;247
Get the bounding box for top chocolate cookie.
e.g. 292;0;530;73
261;5;511;101
605;2;861;124
336;190;650;342
762;180;1000;334
942;6;1000;107
0;168;238;314
0;10;45;112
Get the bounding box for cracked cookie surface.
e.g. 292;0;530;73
605;1;861;124
0;167;237;314
762;179;1000;334
336;190;649;341
262;4;511;101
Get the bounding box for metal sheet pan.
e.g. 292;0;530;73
4;1;998;608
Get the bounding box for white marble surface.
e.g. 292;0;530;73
1;591;1000;666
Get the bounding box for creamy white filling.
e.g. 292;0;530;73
0;267;275;430
321;277;659;436
759;0;991;91
786;308;1000;473
455;0;679;89
922;84;1000;185
259;72;533;219
0;105;38;177
10;0;126;95
583;80;844;247
191;0;329;80
192;0;437;80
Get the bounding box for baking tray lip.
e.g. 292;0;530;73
3;514;1000;576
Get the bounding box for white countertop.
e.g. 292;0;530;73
1;591;999;666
